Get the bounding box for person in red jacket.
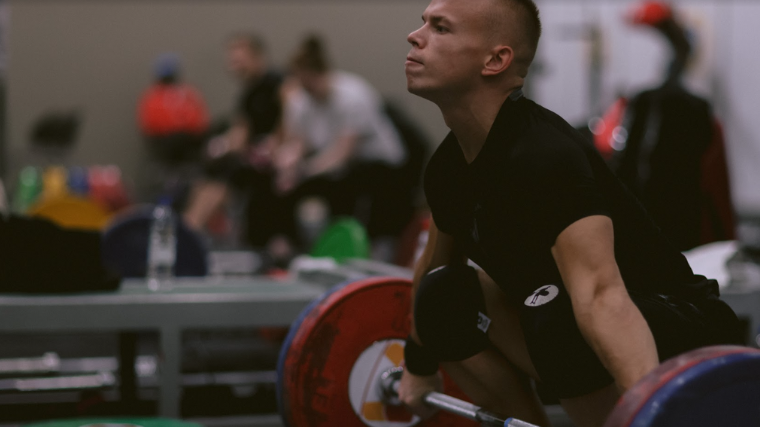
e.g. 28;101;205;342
138;53;209;166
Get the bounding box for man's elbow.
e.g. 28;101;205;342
571;273;630;316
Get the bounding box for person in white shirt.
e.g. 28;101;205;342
276;35;411;260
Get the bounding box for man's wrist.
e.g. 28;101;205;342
404;335;439;376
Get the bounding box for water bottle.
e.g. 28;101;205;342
146;201;176;291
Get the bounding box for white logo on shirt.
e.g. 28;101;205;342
477;312;491;333
524;285;559;307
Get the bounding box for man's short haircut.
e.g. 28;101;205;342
290;34;331;74
229;32;266;55
494;0;542;77
509;0;542;53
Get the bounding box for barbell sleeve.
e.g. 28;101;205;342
424;391;539;427
423;391;480;420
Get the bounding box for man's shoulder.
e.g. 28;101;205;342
521;100;582;140
483;102;595;187
516;101;592;158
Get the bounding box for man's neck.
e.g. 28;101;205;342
439;87;519;164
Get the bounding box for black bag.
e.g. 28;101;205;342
0;215;121;293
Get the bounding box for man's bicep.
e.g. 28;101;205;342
551;215;623;303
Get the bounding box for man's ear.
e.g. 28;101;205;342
483;45;514;77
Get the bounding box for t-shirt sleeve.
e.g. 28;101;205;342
337;94;374;137
512;140;610;248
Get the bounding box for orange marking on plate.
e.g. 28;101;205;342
386;342;404;366
362;401;386;421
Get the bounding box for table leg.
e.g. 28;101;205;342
118;332;138;411
159;327;182;417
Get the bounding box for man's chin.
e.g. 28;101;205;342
406;82;433;100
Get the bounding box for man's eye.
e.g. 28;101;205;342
436;26;448;33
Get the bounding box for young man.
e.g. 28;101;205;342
278;35;409;258
183;33;285;249
397;1;740;426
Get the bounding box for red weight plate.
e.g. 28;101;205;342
279;277;477;427
604;345;760;427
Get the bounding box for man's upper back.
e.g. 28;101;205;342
424;94;698;298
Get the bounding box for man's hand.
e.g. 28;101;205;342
248;135;277;170
272;139;306;194
397;370;443;419
207;123;249;159
274;164;301;194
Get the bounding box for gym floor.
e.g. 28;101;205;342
183;406;576;427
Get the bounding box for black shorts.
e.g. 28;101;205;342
519;281;742;399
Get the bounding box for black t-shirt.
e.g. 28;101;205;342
236;70;283;140
424;92;699;300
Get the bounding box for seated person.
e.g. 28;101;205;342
183;33;285;250
138;52;209;166
276;35;410;260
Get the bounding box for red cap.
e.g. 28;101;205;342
628;1;673;26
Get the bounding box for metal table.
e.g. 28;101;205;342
0;276;325;417
721;287;760;346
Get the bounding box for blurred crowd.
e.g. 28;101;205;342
0;1;739;280
136;33;428;269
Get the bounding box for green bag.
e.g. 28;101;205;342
310;217;370;262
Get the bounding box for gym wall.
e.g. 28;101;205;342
4;0;442;197
4;0;760;216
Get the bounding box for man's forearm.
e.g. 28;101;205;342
575;287;659;392
304;134;357;177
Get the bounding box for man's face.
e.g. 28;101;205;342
405;0;494;100
227;41;263;82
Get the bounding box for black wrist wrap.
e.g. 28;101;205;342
403;336;439;376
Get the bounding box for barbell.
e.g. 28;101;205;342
276;277;760;426
380;366;537;427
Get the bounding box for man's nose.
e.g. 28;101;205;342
407;27;423;47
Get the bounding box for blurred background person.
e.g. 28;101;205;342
183;32;285;250
138;52;209;201
594;1;735;252
275;35;412;262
